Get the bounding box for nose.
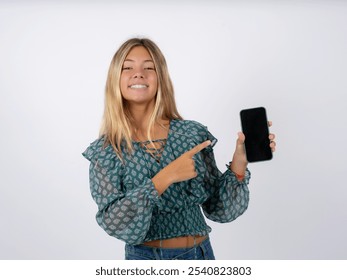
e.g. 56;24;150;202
133;68;144;79
133;73;144;78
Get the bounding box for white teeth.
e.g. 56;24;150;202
130;84;148;89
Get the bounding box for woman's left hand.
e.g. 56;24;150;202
230;121;276;176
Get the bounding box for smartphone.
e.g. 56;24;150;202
240;107;272;162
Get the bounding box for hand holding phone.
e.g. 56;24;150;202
240;107;272;162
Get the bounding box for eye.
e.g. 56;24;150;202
122;67;132;70
144;67;155;71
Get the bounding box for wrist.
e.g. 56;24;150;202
233;171;245;181
230;157;247;169
152;168;173;196
229;160;247;180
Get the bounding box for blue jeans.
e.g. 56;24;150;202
125;237;215;260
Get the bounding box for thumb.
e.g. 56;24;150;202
237;132;245;145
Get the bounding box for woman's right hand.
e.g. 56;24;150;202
152;140;211;195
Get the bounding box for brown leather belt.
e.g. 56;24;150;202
142;235;208;248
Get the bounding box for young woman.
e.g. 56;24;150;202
83;38;276;260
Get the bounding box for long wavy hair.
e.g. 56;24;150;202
100;38;182;159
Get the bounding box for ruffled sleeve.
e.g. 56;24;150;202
186;121;251;223
82;137;161;245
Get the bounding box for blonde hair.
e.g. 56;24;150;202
100;38;182;159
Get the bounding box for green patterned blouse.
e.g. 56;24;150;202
82;119;250;245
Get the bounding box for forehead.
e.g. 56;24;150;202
125;46;153;61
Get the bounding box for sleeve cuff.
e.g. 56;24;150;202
144;178;163;209
225;162;251;184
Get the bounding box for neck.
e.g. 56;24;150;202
126;101;158;142
128;101;155;131
126;101;169;141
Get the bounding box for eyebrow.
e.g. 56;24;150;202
124;59;154;63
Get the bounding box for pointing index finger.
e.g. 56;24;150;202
188;140;212;156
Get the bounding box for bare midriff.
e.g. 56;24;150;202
142;235;208;248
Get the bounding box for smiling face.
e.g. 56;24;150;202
120;46;158;107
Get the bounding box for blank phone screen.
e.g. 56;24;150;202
240;107;272;162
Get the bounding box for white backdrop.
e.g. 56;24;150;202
1;0;346;260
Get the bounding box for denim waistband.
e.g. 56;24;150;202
125;237;215;260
